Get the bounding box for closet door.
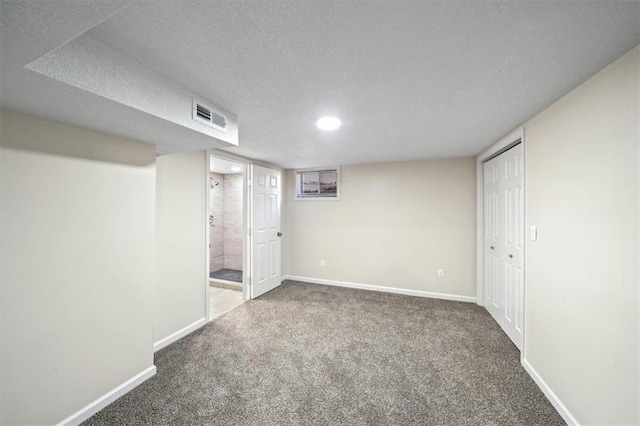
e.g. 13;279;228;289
483;143;524;350
483;156;501;321
501;144;524;349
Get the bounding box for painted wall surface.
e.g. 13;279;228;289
210;172;224;272
525;46;639;424
0;109;156;425
155;150;207;342
223;173;243;271
283;158;477;297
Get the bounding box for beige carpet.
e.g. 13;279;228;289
84;280;564;425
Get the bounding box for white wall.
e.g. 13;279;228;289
0;109;156;425
524;45;639;424
283;158;476;298
155;150;208;347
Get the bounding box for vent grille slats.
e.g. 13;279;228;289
211;112;226;128
193;99;228;133
196;105;212;121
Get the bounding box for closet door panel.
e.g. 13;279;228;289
483;143;524;350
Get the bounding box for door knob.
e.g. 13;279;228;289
277;232;282;237
508;254;513;258
490;246;494;250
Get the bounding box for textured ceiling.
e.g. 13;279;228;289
0;0;236;154
2;1;639;168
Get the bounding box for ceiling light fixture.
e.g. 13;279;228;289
316;116;341;131
231;166;241;172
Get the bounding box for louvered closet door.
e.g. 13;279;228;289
483;143;524;350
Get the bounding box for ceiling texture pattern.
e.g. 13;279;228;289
2;0;639;168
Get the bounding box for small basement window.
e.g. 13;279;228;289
294;167;340;200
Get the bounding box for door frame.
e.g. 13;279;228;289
205;151;252;321
476;127;526;353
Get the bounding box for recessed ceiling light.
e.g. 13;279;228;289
316;116;341;131
231;166;241;172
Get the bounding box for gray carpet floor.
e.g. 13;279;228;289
85;281;564;425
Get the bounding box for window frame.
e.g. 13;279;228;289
293;166;341;201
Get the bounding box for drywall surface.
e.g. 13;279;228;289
155;150;207;342
0;109;156;424
25;33;239;153
283;158;476;297
525;45;639;424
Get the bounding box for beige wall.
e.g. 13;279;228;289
0;109;156;425
155;150;207;343
525;46;639;424
283;158;476;297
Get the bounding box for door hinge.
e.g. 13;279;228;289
248;227;251;236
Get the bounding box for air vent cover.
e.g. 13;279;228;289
192;98;227;133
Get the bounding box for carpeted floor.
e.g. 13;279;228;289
84;281;564;425
210;268;243;283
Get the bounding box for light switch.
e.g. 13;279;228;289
530;226;537;241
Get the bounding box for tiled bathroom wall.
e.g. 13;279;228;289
209;172;243;273
209;172;224;272
223;173;243;270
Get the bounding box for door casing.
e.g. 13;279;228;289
205;151;284;312
205;151;251;321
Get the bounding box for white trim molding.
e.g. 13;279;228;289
56;365;156;426
283;275;476;303
522;358;580;426
153;317;207;352
205;152;211;322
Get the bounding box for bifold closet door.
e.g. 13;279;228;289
483;157;501;320
483;143;524;350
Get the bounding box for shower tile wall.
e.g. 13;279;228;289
210;172;224;272
223;174;243;270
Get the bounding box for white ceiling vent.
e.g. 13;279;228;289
193;98;227;133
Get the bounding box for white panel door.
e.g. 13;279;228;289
250;165;282;298
483;157;501;320
483;143;524;350
501;143;524;348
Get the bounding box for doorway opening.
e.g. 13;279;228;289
208;155;247;320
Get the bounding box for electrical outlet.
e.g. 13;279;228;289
320;259;326;267
437;269;444;278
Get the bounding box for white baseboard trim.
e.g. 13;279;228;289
522;358;579;426
153;317;207;352
56;365;156;426
282;275;476;303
